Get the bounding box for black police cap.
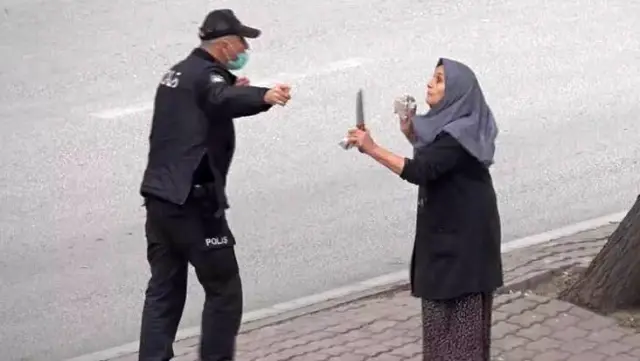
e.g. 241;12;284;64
198;9;261;41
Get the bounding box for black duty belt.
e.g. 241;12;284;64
191;182;217;198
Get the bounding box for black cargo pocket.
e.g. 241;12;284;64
198;199;236;250
201;217;236;250
190;218;239;282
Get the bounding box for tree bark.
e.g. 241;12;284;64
559;194;640;314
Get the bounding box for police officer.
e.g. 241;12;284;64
137;9;291;361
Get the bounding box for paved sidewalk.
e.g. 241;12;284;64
111;222;640;360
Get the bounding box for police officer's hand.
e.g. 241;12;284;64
235;77;250;86
264;84;291;106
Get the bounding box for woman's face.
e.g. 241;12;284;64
426;65;446;107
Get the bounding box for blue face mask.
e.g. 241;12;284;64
226;52;249;70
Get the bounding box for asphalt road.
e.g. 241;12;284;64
1;0;639;360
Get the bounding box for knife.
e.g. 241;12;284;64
338;88;366;150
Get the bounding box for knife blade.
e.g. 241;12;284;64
356;89;365;130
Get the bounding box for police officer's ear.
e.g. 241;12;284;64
208;40;229;63
218;40;231;51
217;37;240;61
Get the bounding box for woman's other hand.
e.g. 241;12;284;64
347;127;377;154
399;115;415;142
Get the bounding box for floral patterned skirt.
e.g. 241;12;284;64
421;292;493;361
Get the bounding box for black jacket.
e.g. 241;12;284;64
140;48;272;208
400;132;503;300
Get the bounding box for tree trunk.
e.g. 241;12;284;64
559;194;640;314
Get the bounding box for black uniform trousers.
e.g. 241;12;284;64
139;185;241;361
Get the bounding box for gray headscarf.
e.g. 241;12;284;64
412;58;498;166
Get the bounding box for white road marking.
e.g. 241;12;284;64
90;103;154;120
90;57;370;120
64;210;627;361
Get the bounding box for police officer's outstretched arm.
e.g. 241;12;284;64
198;69;291;119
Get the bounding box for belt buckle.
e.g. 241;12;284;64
192;184;205;197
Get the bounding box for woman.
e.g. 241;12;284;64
346;58;503;361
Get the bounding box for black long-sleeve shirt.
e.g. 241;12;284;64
140;48;272;207
400;132;467;185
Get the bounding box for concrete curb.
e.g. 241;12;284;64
64;211;626;361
